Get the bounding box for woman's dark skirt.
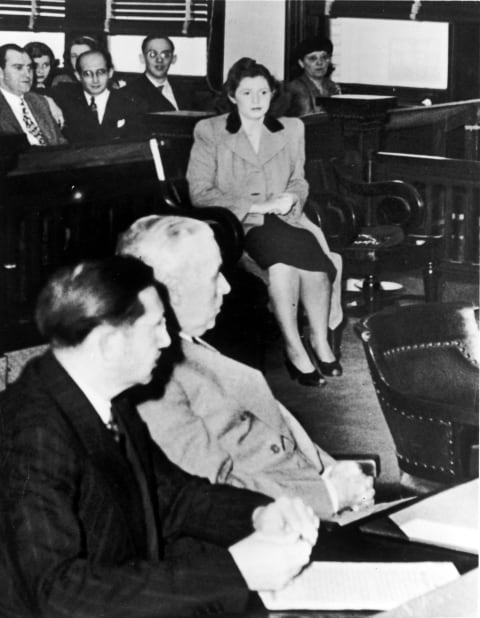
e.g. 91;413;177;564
245;215;336;282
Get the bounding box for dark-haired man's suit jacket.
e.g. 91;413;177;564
122;74;198;113
52;85;145;143
0;90;66;145
0;351;268;618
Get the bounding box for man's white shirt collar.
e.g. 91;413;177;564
144;74;178;110
0;87;41;145
83;89;110;124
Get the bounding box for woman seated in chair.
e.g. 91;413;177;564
187;57;342;385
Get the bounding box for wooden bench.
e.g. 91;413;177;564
0;139;245;355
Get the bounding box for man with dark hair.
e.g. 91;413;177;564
0;255;317;617
0;43;66;145
122;35;198;112
52;49;144;143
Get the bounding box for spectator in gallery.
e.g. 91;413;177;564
122;35;198;112
52;49;144;144
285;36;341;116
24;41;58;95
51;35;99;87
0;43;66;146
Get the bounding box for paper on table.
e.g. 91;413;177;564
259;561;459;611
389;479;478;554
329;497;414;527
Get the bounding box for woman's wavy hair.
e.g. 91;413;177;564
216;57;283;115
24;41;58;88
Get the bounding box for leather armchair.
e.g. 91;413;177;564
356;302;479;493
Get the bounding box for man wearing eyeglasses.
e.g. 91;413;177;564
122;36;198;113
52;49;144;143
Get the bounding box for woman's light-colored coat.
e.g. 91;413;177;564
187;112;343;329
186;113;308;229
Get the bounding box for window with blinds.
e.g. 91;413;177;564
0;0;65;31
105;0;212;37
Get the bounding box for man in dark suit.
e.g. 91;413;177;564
53;49;144;143
0;255;317;617
122;35;198;113
0;43;66;146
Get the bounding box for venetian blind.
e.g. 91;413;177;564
0;0;65;31
105;0;212;36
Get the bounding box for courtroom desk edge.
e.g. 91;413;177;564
317;95;398;120
7;140;154;176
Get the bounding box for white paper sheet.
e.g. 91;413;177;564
329;497;414;527
259;561;459;611
390;479;479;554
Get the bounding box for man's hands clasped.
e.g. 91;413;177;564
229;496;319;592
326;461;375;513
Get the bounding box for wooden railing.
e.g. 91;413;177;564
373;152;480;281
0;139;243;353
383;99;480;159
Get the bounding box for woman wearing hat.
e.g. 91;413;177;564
286;36;341;116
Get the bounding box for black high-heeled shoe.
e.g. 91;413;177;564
311;352;343;377
284;356;326;387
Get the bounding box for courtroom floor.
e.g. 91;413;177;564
263;305;401;500
260;266;478;500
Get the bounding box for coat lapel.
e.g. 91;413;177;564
36;352;151;555
223;115;288;167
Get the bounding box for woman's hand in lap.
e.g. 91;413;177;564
266;193;297;215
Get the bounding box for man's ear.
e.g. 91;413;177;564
139;53;145;66
170;54;177;66
108;68;114;80
166;278;182;308
74;70;81;82
298;58;305;70
96;324;124;363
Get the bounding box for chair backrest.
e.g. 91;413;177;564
357;302;479;485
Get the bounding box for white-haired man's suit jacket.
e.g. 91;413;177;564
139;337;338;518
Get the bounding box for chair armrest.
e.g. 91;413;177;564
306;191;359;250
331;453;381;479
155;179;245;266
333;162;425;232
189;206;245;266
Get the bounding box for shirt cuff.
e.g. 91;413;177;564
321;468;340;515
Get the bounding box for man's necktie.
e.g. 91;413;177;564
109;401;160;559
20;97;46;146
107;408;127;455
89;96;99;123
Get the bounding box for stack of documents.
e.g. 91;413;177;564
259;561;459;611
389;479;478;554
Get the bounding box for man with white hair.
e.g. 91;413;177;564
117;215;375;519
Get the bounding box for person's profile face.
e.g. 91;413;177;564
142;38;176;80
165;233;230;337
299;50;331;80
76;52;112;96
0;50;33;96
229;76;273;121
33;54;51;85
117;286;171;387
